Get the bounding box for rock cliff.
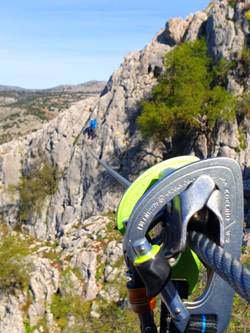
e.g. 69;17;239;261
1;0;250;240
0;1;250;332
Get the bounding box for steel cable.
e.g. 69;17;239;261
188;231;250;304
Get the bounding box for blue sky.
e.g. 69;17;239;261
0;0;209;89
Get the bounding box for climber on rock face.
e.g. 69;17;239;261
85;118;97;139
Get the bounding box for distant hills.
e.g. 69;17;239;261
0;85;28;92
46;81;107;93
0;80;106;144
0;80;106;93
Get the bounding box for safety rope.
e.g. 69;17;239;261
188;231;250;303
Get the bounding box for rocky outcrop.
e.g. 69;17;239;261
164;11;208;44
59;215;124;302
28;258;60;327
0;0;248;245
0;294;25;333
0;97;98;236
206;1;246;60
0;1;250;241
0;30;171;239
0;215;124;333
164;17;192;44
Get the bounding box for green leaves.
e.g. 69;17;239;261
138;102;175;138
205;86;236;126
241;47;250;74
18;164;59;222
51;293;91;331
0;235;31;291
238;93;250;118
138;39;236;142
245;10;250;22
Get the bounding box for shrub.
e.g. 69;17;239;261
0;235;31;291
238;93;250;118
18;164;59;222
213;58;236;86
90;302;140;333
237;129;247;151
228;295;250;332
241;47;250;71
51;293;91;331
24;321;32;333
228;0;237;9
24;317;49;333
245;10;250;22
138;39;236;145
51;293;140;333
50;262;137;333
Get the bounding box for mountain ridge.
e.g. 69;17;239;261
0;80;106;144
0;80;106;93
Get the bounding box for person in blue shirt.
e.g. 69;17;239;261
85;118;97;139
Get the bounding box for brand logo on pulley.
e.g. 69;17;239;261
224;188;231;222
136;178;195;231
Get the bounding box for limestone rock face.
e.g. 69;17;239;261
0;98;98;238
0;294;25;333
0;215;124;333
70;251;98;300
206;0;245;60
185;12;208;41
58;215;125;302
28;258;59;327
0;28;171;239
164;17;191;44
0;0;249;241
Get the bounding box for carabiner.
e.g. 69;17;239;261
123;158;244;333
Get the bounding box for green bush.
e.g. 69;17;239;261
90;302;140;333
228;0;237;8
24;321;32;333
138;39;236;144
238;93;250;118
227;295;250;332
50;263;137;333
213;58;236;85
51;293;91;331
238;129;247;151
51;292;140;333
24;317;49;333
0;235;30;291
245;10;250;22
241;47;250;72
18;164;59;222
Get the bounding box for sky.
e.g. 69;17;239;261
0;0;210;89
